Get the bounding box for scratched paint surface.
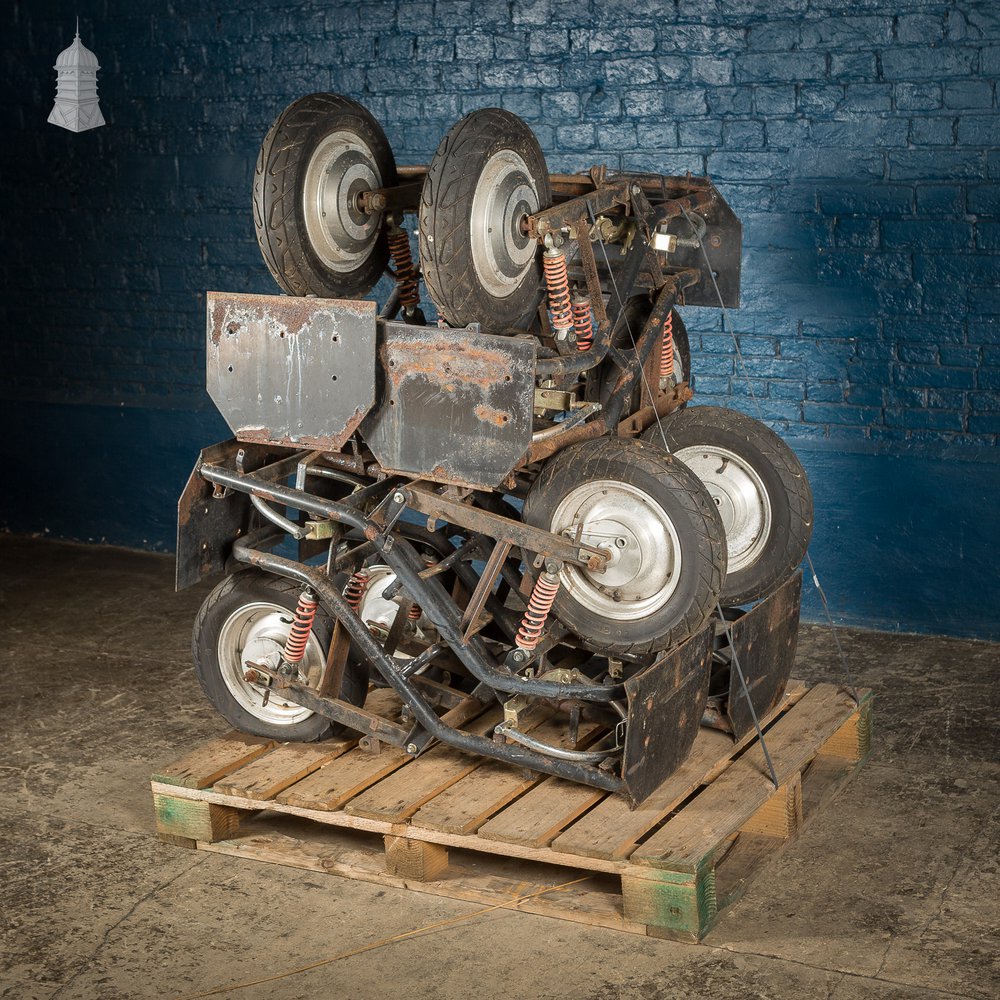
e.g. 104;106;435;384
206;291;376;450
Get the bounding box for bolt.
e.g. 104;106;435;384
511;648;528;663
392;491;406;504
615;537;627;549
612;590;623;602
406;743;418;755
709;234;722;248
631;184;641;196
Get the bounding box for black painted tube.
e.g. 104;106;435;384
230;536;622;792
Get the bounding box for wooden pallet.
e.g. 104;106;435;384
151;681;873;941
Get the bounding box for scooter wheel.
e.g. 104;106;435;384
253;93;396;299
642;406;814;605
522;436;726;657
191;569;368;741
418;108;551;334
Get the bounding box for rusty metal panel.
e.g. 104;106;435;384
724;570;802;740
361;322;536;489
176;438;294;590
662;179;741;309
620;624;713;806
206;291;377;451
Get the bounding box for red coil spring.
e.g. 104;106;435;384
660;310;674;380
343;570;370;612
515;573;561;651
387;226;420;311
543;249;572;333
283;591;318;664
572;294;594;352
408;603;421;621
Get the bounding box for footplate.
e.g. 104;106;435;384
620;624;713;806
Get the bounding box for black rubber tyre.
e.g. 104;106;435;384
191;569;368;742
418;108;551;334
253;93;396;299
599;298;691;418
522;437;726;656
642;406;813;605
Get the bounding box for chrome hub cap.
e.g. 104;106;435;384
302;130;383;272
217;601;324;725
551;480;682;621
674;445;771;574
470;149;540;298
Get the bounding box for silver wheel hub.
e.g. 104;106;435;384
470;149;540;298
674;445;771;574
551;480;682;621
302;130;383;272
217;601;323;726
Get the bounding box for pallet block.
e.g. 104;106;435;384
151;681;873;941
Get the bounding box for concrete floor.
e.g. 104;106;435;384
0;535;997;1000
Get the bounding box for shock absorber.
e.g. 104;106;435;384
543;247;573;340
571;290;594;352
387;224;425;324
515;569;561;652
283;589;318;665
343;569;370;612
659;309;674;381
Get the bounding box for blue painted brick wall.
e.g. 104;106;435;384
1;0;998;638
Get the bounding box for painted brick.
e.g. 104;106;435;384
909;117;956;147
894;82;943;111
896;365;977;389
883;220;974;251
898;344;939;364
802;402;881;425
829;52;878;81
884;407;964;432
807;382;847;402
723;120;766;148
970;391;1000;412
754;85;797;116
689;57;734;86
968;412;1000;433
736;51;827;83
942;80;995;110
881;44;976;80
841;84;894;114
528;29;569;57
678;119;722;146
915;185;965;216
977;223;1000;253
835;218;879;249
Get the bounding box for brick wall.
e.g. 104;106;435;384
1;0;998;636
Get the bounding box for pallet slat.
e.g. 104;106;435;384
213;740;354;800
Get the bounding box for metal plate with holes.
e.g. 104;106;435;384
660;179;741;308
361;322;536;489
724;571;801;740
206;292;377;451
620;624;713;806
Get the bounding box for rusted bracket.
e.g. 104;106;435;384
405;484;608;571
245;661;410;746
526;178;631;241
460;539;513;642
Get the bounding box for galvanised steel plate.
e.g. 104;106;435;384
361;321;536;489
206;291;377;451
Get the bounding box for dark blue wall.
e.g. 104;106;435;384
2;1;998;639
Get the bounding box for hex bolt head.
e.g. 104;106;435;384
406;743;418;755
393;491;406;504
